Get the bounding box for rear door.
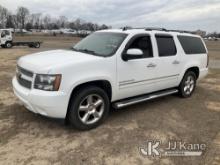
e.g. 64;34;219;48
154;34;182;90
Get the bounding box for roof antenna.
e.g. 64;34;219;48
122;27;127;31
121;26;132;31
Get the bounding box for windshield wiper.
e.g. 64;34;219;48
79;49;96;54
72;47;104;57
75;48;100;56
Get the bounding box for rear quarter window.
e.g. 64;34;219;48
177;36;207;54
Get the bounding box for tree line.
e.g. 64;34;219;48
0;5;110;31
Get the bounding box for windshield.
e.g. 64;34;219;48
73;32;127;57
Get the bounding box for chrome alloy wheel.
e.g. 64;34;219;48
183;75;195;95
78;94;105;125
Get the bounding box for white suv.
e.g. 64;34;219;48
12;28;208;130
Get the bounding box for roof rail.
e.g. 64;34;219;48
168;30;193;34
145;27;168;31
121;27;193;34
121;27;167;31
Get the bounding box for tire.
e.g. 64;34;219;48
67;86;110;130
5;42;12;48
34;42;40;48
178;71;197;98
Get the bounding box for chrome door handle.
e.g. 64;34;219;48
147;63;157;68
172;60;180;65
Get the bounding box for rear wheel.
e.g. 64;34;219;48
178;71;196;98
34;42;40;48
67;86;110;130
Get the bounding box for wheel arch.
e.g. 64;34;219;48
184;67;200;79
65;79;112;120
178;66;200;86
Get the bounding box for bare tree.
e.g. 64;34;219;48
43;14;51;29
0;5;9;28
16;6;29;30
100;24;109;30
6;15;15;28
59;16;67;28
93;23;99;31
74;18;83;32
12;15;19;29
69;22;76;30
30;13;41;29
1;5;111;32
86;22;94;31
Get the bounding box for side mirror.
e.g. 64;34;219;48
122;48;143;61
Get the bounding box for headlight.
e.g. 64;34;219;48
34;74;62;91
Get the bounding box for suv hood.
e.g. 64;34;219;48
18;49;102;73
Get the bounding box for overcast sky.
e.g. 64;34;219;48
1;0;220;32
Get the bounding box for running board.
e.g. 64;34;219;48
113;89;178;109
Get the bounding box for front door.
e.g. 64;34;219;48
116;34;159;100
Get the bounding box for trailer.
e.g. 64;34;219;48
0;29;42;48
11;41;41;48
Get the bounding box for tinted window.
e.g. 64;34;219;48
156;35;176;57
178;36;206;54
126;36;153;58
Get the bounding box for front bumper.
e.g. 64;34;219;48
12;77;69;118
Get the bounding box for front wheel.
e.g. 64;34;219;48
5;42;12;48
178;71;197;98
67;86;110;130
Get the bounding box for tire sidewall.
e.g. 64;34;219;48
179;71;196;98
68;86;110;130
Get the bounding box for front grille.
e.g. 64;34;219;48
17;76;32;89
16;66;33;89
17;66;33;77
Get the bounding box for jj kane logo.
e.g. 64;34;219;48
139;140;206;157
